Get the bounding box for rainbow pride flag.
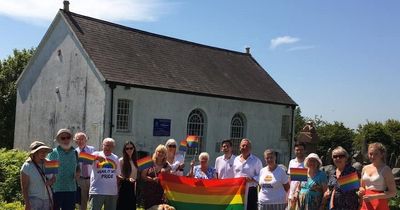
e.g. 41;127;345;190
338;172;360;192
179;140;188;152
96;158;117;169
138;156;153;171
44;160;59;174
159;173;246;210
186;135;199;148
290;167;308;181
78;152;96;164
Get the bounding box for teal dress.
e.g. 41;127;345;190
296;170;327;210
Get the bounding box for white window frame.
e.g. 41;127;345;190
230;113;246;155
186;109;206;156
116;99;131;132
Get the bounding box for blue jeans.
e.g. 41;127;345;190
53;191;76;210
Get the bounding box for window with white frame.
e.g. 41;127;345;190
116;99;131;132
281;115;291;140
230;113;246;155
186;109;206;156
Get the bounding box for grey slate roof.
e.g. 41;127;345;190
61;10;296;106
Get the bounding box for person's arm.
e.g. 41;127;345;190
188;160;195;177
141;168;157;182
20;171;31;210
363;166;397;201
319;182;328;210
251;158;263;182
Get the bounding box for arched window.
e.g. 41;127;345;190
230;113;246;155
186;109;207;155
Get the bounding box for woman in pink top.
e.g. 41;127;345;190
359;142;396;210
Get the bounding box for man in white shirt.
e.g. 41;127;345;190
233;138;262;210
215;139;235;179
287;142;306;210
75;132;96;210
89;138;120;210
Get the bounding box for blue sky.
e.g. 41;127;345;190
1;0;399;129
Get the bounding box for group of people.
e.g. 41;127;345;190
20;128;397;210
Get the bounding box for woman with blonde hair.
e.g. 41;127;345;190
359;142;396;210
324;146;359;210
141;145;171;210
165;139;185;176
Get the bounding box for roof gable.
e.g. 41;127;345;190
60;10;296;106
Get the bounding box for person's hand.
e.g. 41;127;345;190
96;156;105;162
323;189;331;199
358;187;365;197
190;160;195;167
245;177;254;182
153;177;159;183
45;176;56;186
178;163;185;170
362;194;374;202
129;178;136;183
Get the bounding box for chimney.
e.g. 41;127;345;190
245;47;250;54
63;0;70;12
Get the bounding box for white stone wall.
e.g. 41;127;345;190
14;15;106;150
111;86;293;166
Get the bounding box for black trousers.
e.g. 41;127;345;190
247;186;258;210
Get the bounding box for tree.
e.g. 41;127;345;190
315;121;355;158
354;121;393;162
294;107;306;136
0;48;34;149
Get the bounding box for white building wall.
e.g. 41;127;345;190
14;16;106;150
111;86;293;166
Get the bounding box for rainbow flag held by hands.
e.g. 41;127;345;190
44;160;59;174
290;168;308;181
159;173;246;210
78;152;96;164
338;172;360;192
186;135;199;148
179;140;188;152
138;156;153;171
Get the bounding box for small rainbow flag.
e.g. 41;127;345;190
78;152;96;164
179;140;188;152
290;167;308;181
159;173;246;209
186;135;199;148
44;160;59;174
96;158;117;169
138;156;153;171
338;172;360;192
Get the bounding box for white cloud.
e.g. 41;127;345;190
0;0;175;24
270;36;300;49
287;45;316;52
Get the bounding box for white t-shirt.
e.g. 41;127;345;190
20;161;52;200
233;154;263;187
215;154;235;179
258;165;289;204
89;151;120;195
287;158;304;199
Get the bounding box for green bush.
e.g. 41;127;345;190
0;201;24;210
0;148;28;203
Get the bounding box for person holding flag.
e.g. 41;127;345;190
165;139;185;176
75;132;95;210
323;146;359;210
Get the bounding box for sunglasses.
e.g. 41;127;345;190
60;136;71;140
125;147;134;151
332;154;345;159
168;145;176;148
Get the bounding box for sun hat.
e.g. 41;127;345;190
29;141;52;154
54;128;72;141
304;153;322;167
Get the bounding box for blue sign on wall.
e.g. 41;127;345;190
153;119;171;136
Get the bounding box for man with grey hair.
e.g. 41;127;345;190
89;138;120;210
75;132;95;210
233;138;262;210
47;128;79;210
